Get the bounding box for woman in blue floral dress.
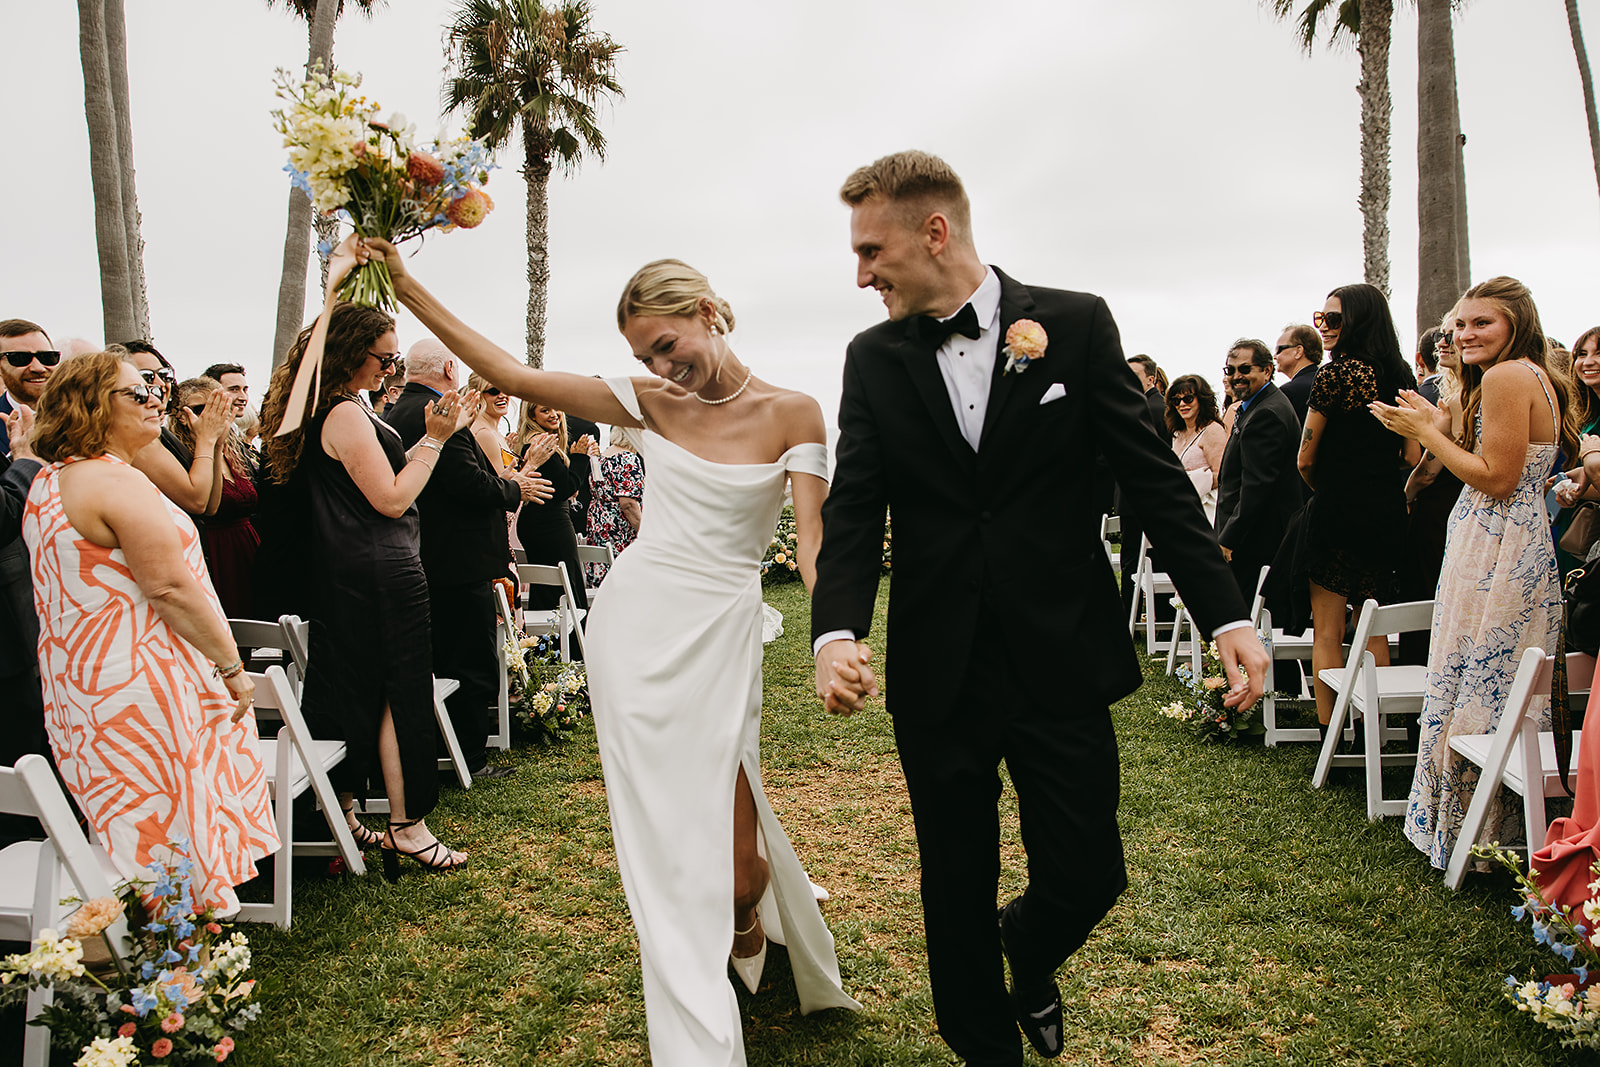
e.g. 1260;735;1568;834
1375;277;1576;869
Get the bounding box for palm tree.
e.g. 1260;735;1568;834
445;0;623;368
1568;0;1600;212
77;0;150;342
1271;0;1393;297
265;0;384;367
1415;0;1470;338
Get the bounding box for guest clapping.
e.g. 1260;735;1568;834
24;351;277;913
514;403;588;615
168;377;260;618
260;301;470;876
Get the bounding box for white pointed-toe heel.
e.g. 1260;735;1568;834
730;917;767;994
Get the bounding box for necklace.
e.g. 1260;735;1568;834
695;367;754;406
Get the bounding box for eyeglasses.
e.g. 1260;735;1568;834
2;350;60;368
1313;311;1344;331
1222;363;1255;377
482;388;503;397
114;383;164;406
1275;343;1302;355
139;366;176;386
1171;393;1197;404
370;351;402;373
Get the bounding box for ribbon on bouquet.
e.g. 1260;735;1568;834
272;301;334;438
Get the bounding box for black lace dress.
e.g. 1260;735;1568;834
1302;356;1410;603
516;452;589;613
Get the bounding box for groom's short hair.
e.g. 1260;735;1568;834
840;151;972;243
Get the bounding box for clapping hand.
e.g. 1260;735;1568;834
1369;390;1449;442
521;432;558;471
187;388;232;446
513;472;554;502
815;639;879;715
6;404;34;460
424;389;471;441
571;434;597;456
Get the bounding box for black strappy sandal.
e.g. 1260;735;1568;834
381;818;467;882
339;802;382;850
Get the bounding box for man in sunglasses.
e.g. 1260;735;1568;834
0;318;59;459
1216;339;1302;601
1272;325;1322;426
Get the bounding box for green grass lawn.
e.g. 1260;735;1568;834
222;579;1588;1065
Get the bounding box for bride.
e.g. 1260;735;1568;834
340;238;861;1064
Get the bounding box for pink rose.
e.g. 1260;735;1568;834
152;1037;174;1057
215;1036;236;1062
118;1023;136;1038
161;1012;184;1033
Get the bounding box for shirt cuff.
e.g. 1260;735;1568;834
1211;619;1253;638
813;630;858;658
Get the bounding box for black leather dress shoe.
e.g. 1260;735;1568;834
471;763;517;781
998;902;1064;1059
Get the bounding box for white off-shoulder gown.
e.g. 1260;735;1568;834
585;378;861;1066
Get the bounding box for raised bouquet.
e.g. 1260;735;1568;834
1159;635;1262;742
272;63;494;309
0;842;260;1065
504;630;590;745
1473;846;1600;1047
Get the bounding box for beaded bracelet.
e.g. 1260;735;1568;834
214;660;245;680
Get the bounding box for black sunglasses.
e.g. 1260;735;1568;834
1274;343;1301;354
114;383;165;406
187;403;208;417
370;351;402;373
1222;363;1255;377
3;350;60;368
1313;311;1344;331
1438;331;1454;348
482;388;503;397
139;366;177;386
1170;393;1197;404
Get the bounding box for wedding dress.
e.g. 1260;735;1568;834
585;378;861;1066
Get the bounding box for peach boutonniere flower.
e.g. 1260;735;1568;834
1003;319;1047;374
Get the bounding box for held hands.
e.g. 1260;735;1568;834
521;433;558;471
815;639;879;715
186;388;232;446
1214;627;1268;711
513;472;554;502
223;670;256;724
1369;390;1449;443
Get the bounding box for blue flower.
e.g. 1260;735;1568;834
317;239;334;258
1533;919;1551;945
159;948;182;965
1512;903;1528;922
1555;941;1577;962
141;962;156;980
1577;964;1590;984
130;986;159;1016
187;944;202;964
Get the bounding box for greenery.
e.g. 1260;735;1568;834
1160;635;1265;742
68;581;1593;1065
761;506;891;587
504;630;589;744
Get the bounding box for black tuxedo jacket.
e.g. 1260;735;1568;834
0;452;42;677
1214;381;1301;566
1278;363;1317;425
812;269;1247;720
385;383;518;585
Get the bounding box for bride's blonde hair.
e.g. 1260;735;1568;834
616;259;736;334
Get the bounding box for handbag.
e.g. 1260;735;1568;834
1560;502;1600;556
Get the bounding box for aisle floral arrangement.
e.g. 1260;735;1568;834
0;843;260;1065
760;506;893;586
504;630;590;744
271;62;495;309
1159;637;1262;742
1473;845;1600;1047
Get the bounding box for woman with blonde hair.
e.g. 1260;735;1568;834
585;422;645;585
467;371;517;474
512;400;587;614
341;238;859;1064
1374;275;1576;868
168;376;260;618
23;351;276;913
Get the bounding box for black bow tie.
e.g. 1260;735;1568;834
914;303;982;346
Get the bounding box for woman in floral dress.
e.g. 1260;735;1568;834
585;423;644;586
1374;276;1575;868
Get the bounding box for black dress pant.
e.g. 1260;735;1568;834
428;579;496;773
893;618;1127;1066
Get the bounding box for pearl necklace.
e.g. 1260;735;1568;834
695;367;754;406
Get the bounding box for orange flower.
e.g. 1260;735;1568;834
445;188;492;229
63;896;122;939
406;150;444;185
1004;319;1048;360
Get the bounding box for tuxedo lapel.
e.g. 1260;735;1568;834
894;322;976;462
978;269;1037;450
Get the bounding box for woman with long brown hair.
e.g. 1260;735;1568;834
260;300;472;878
1164;373;1226;522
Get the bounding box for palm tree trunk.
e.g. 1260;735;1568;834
1416;0;1464;337
1569;0;1600;212
102;0;149;339
270;0;339;367
1356;0;1393;297
524;134;552;370
78;0;137;344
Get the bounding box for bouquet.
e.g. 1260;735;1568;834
1159;638;1262;742
0;842;260;1065
1473;846;1600;1047
504;630;590;744
272;63;495;309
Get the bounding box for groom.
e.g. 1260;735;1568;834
811;151;1268;1066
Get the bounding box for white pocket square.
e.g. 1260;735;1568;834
1038;383;1067;404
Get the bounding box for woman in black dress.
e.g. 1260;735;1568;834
1298;283;1420;733
260;301;471;877
514;402;589;614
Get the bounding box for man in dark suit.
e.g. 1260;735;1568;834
0;319;58;459
1273;324;1321;425
811;151;1267;1067
385;338;551;780
1117;353;1168;611
1216;339;1303;602
0;403;47;846
564;411;600;538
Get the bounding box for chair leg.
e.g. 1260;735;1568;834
1165;603;1186;675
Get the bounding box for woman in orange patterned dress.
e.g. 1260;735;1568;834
22;351;278;914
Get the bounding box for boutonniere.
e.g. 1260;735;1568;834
1003;319;1047;375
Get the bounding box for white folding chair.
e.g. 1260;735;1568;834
235;667;365;930
0;754;131;1067
1099;513;1121;571
230;616;288;674
487;582;516;752
1311;598;1435;819
516;562;588;662
575;543;615;605
279;614;310;698
1124;536;1177;657
1444;649;1595;890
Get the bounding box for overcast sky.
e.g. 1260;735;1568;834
5;1;1600;433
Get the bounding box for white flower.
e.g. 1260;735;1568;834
74;1035;138;1067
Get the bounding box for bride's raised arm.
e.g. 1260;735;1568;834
356;235;642;429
